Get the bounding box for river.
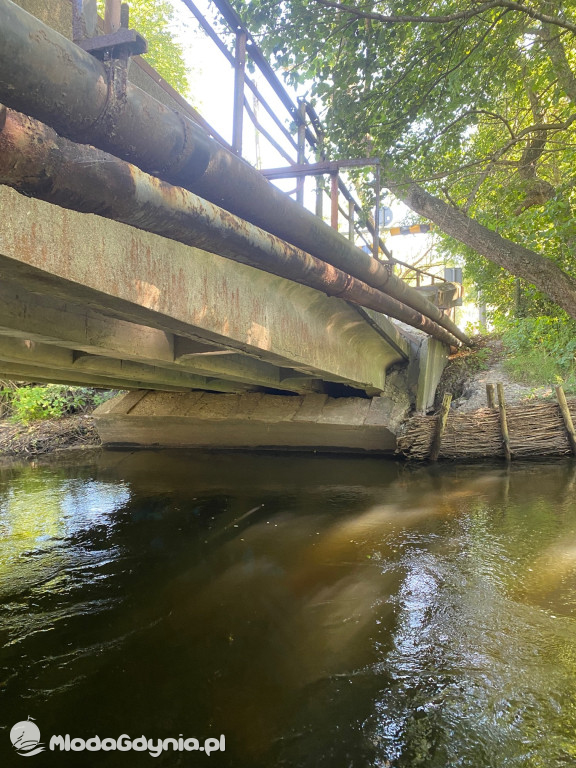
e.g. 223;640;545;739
1;449;576;766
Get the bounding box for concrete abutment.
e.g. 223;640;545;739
94;391;403;453
93;335;445;454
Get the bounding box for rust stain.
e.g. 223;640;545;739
134;279;161;311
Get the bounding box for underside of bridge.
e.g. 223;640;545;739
0;180;451;452
0;184;409;395
0;0;457;453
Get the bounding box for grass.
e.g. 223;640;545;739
502;350;576;395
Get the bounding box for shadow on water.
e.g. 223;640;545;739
1;449;576;766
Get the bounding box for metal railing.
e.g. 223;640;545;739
99;0;446;286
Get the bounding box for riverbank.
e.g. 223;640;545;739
436;335;556;412
0;414;100;459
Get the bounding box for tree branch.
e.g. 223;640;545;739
384;171;576;317
540;27;576;105
312;0;576;33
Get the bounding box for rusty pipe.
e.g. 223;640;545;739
0;107;462;347
0;0;469;346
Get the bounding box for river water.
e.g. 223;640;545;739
1;449;576;766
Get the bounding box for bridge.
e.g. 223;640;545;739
0;0;466;453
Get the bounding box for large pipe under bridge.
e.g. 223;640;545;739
0;0;468;346
0;107;460;346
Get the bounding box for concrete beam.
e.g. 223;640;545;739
0;186;403;391
0;362;185;391
416;282;463;310
0;336;251;392
0;281;322;393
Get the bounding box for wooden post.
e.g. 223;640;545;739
104;0;121;34
497;382;512;461
296;99;306;205
330;172;339;230
486;383;496;409
555;385;576;455
429;393;452;461
232;29;247;156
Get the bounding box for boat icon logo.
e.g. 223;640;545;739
10;717;45;757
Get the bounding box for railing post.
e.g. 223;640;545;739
315;177;324;219
104;0;121;34
72;0;83;41
373;162;380;259
232;28;247;155
330;172;339;230
348;199;355;242
296;98;306;204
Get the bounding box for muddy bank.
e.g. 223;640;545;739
435;336;554;412
0;415;100;459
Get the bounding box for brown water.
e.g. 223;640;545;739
1;450;576;767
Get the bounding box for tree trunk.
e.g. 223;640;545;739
387;177;576;318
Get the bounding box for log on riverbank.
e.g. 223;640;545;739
398;398;576;460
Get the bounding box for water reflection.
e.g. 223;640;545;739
0;452;575;766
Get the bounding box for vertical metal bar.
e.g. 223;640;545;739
72;0;83;41
315;178;324;219
348;199;355;242
330;172;339;230
373;163;380;259
232;29;247;155
296;99;306;204
104;0;121;34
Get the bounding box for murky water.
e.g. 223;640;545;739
1;450;576;766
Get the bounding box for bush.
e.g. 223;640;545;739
500;314;576;392
1;384;117;424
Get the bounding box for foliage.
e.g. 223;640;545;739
236;0;576;318
96;0;189;94
499;314;576;391
1;385;115;424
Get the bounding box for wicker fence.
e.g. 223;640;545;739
398;394;576;461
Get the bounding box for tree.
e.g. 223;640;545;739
236;0;576;319
97;0;189;94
